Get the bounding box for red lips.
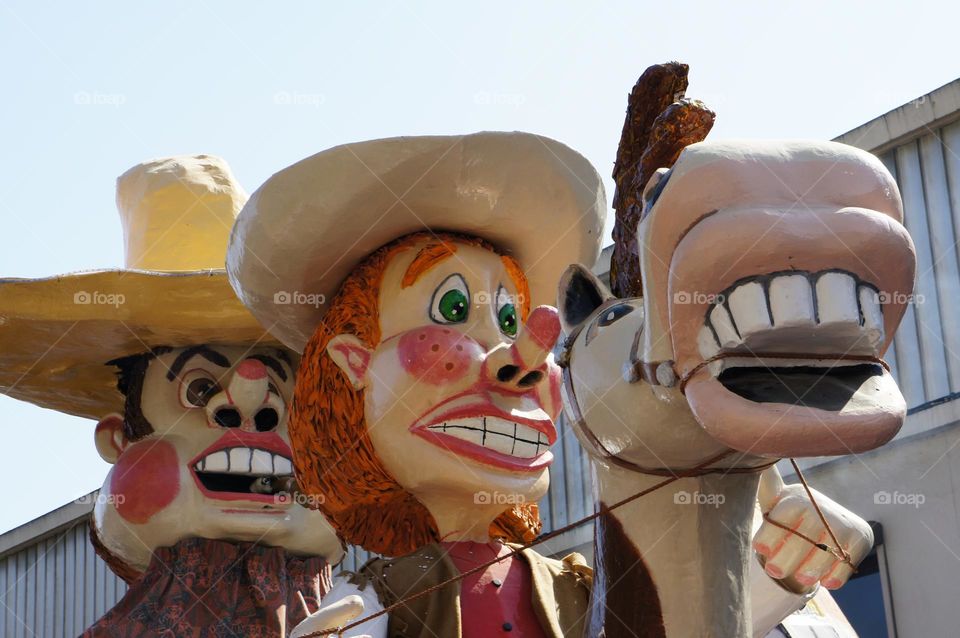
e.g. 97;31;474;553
411;396;556;472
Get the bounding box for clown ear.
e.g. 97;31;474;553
327;335;374;390
95;414;127;464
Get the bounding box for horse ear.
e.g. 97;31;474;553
557;264;613;335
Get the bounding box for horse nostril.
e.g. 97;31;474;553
518;371;544;388
254;408;279;432
497;365;520;383
214;408;242;428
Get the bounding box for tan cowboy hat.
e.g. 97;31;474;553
0;155;280;420
227;131;607;352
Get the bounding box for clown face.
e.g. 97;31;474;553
92;345;342;573
328;239;563;533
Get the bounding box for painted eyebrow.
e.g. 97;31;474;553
248;354;288;382
166;345;231;381
274;349;293;368
401;240;459;288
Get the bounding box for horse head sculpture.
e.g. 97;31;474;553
558;139;916;637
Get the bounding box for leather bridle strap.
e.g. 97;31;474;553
559;348;775;477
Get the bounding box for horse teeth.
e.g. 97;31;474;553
727;281;771;338
769;274;815;328
698;269;885;359
697;325;720;360
816;272;859;325
859;285;884;348
709;305;739;348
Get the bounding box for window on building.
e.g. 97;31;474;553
831;522;895;637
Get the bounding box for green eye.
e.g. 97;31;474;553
439;289;468;322
498;303;517;337
430;274;470;324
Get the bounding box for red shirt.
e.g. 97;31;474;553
440;540;548;638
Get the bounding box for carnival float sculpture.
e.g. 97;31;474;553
226;110;913;635
555;137;912;635
0;156;344;636
553;64;914;638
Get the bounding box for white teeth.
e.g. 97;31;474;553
698;269;885;359
512;440;539;458
273;456;293;475
697;325;720;360
816;272;859;325
727;281;772;338
204;451;229;472
426;416;549;459
250;450;273;474
709;305;740;348
230;448;250;473
768;274;815;327
858;286;884;348
195;448;293;476
483;420;516;455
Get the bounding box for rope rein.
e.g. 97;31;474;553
299;450;850;637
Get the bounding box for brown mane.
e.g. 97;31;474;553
290;231;539;556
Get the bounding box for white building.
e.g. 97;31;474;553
2;78;959;637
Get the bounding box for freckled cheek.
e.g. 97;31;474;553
110;440;180;524
396;326;483;386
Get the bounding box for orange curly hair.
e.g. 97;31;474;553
290;231;542;557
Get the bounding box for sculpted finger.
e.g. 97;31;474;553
793;542;840;588
822;561;856;589
753;519;792;558
840;524;874;565
763;517;825;580
754;496;806;557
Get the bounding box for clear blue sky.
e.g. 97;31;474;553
1;0;957;534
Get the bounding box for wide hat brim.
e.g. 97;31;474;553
228;131;607;352
0;269;281;420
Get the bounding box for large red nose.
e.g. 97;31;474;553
235;359;267;380
487;306;560;391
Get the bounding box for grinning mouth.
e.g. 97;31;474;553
191;445;294;503
681;268;905;456
412;401;556;472
697;269;884;360
425;417;551;458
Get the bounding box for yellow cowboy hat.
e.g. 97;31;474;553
0;155;280;420
227;131;607;352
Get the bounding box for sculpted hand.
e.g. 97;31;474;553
754;467;873;593
290;595;369;638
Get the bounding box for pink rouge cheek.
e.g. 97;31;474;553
110;439;180;524
397;326;483;385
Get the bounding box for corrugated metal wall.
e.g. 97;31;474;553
0;520;126;638
878;119;960;409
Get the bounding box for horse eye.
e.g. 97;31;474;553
597;304;634;327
